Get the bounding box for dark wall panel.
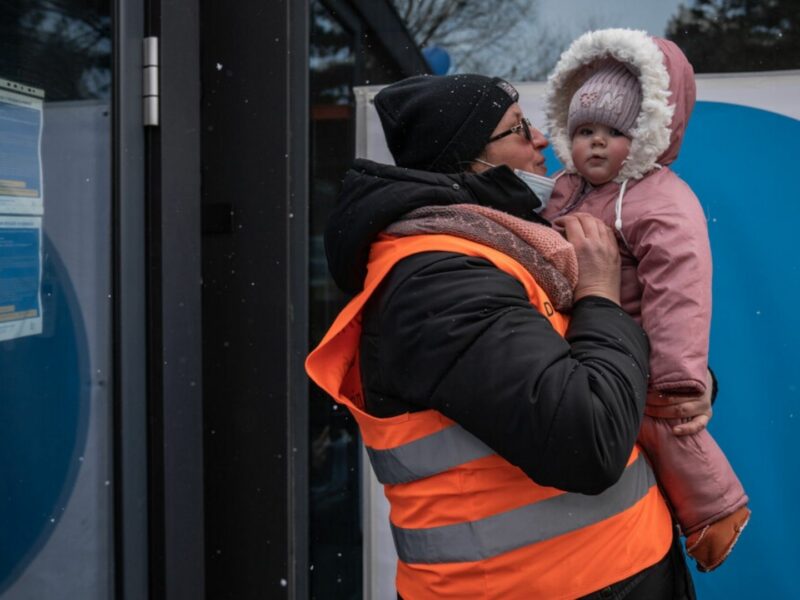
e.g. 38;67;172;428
201;0;308;598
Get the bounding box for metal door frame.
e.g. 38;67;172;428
113;0;149;597
114;0;206;597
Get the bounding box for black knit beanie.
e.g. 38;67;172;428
374;74;519;174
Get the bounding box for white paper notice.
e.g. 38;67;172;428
0;83;44;215
0;216;43;341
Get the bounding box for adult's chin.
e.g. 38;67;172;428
530;163;547;176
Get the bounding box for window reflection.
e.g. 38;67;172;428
0;1;111;100
308;1;410;597
309;3;360;597
0;1;112;597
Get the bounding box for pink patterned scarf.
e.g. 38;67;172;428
385;204;578;311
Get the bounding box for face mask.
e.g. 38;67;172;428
473;159;555;213
513;169;555;213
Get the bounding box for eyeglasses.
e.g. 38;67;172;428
488;117;532;144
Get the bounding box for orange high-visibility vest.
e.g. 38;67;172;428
307;234;672;599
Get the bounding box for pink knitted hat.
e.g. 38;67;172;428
567;60;642;138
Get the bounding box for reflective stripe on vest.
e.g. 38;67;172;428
366;423;494;484
390;453;655;564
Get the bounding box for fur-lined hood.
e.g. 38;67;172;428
545;29;696;182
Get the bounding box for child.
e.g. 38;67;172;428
542;29;750;572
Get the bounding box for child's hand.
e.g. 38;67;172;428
644;388;713;436
554;213;621;305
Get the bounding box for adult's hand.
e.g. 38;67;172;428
645;370;715;436
554;213;621;305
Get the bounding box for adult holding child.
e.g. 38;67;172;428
308;70;701;598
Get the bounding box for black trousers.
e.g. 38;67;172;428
578;525;696;600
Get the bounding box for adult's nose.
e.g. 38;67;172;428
530;126;548;149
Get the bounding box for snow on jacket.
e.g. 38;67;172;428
542;29;711;394
326;158;652;493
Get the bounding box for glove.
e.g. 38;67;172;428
685;505;751;572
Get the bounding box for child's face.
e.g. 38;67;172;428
571;123;631;186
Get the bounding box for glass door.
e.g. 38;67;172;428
0;1;115;597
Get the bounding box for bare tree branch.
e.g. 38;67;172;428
392;0;572;80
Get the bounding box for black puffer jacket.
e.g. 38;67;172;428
327;159;651;495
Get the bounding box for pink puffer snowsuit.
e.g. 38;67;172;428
542;29;747;534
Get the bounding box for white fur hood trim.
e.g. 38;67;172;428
545;29;674;182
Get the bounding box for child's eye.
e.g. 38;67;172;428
610;128;624;136
578;127;593;136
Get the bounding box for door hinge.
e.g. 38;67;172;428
143;37;159;127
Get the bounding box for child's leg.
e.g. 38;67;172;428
638;415;749;571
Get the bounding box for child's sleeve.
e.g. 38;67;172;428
625;180;712;394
